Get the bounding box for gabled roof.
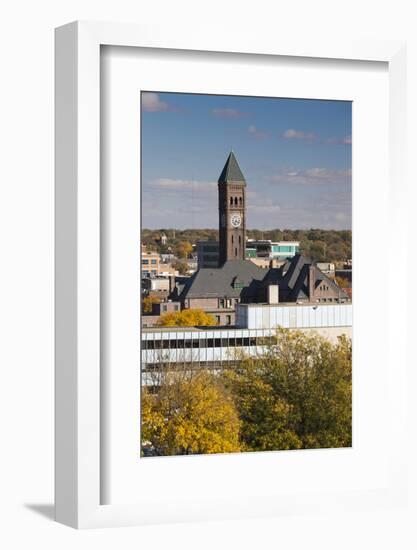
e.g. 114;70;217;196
218;152;246;184
179;260;264;300
262;254;349;302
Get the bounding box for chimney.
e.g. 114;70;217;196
308;265;316;301
267;284;279;304
168;275;176;296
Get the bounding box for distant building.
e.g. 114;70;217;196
142;300;181;326
197;239;300;269
142;249;178;277
316;262;335;276
142;277;171;293
185;258;198;274
196;241;219;268
246;239;300;260
160;253;175;263
160;233;167;246
141;250;160;277
248;257;286;270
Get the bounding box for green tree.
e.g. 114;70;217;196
141;371;241;456
223;328;352;451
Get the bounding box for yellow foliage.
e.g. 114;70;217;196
175;241;193;259
141;371;241;456
142;295;161;313
157;308;217;327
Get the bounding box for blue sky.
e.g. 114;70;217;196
141;92;352;230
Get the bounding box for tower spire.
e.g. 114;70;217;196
218;152;247;265
218;151;246;185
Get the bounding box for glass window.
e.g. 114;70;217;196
142;259;149;264
184;339;192;348
214;338;221;347
221;338;228;347
151;259;157;264
177;339;184;349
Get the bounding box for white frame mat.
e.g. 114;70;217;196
55;21;407;528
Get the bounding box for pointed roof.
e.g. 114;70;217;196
218;152;246;184
179;260;264;300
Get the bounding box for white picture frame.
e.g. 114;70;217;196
55;21;407;529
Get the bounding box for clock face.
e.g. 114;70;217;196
231;213;241;228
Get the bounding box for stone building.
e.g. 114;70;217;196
168;152;349;325
218;151;247;265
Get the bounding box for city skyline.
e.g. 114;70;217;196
141;92;352;230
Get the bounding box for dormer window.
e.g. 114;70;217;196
232;277;244;290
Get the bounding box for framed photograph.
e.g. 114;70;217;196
55;21;407;528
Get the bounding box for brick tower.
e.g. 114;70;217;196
218;152;246;266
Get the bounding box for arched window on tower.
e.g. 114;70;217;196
234;197;238;206
232;235;234;243
239;197;242;206
230;197;233;206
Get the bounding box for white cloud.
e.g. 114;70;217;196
211;108;246;118
326;135;352;145
145;178;217;193
141;92;169;112
248;125;269;139
247;197;281;215
267;167;351;186
282;128;317;140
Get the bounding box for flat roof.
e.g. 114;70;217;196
237;301;351;308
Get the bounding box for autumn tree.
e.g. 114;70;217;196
175;241;193;259
335;275;351;289
223;328;352;451
141;371;241;456
142;295;161;314
171;259;188;275
157;308;217;327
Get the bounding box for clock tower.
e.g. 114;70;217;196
218;152;246;266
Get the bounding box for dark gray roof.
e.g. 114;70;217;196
179;255;349;304
180;260;264;300
218;152;246;184
262;254;349;301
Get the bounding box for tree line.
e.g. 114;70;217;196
141;328;352;456
142;228;352;263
